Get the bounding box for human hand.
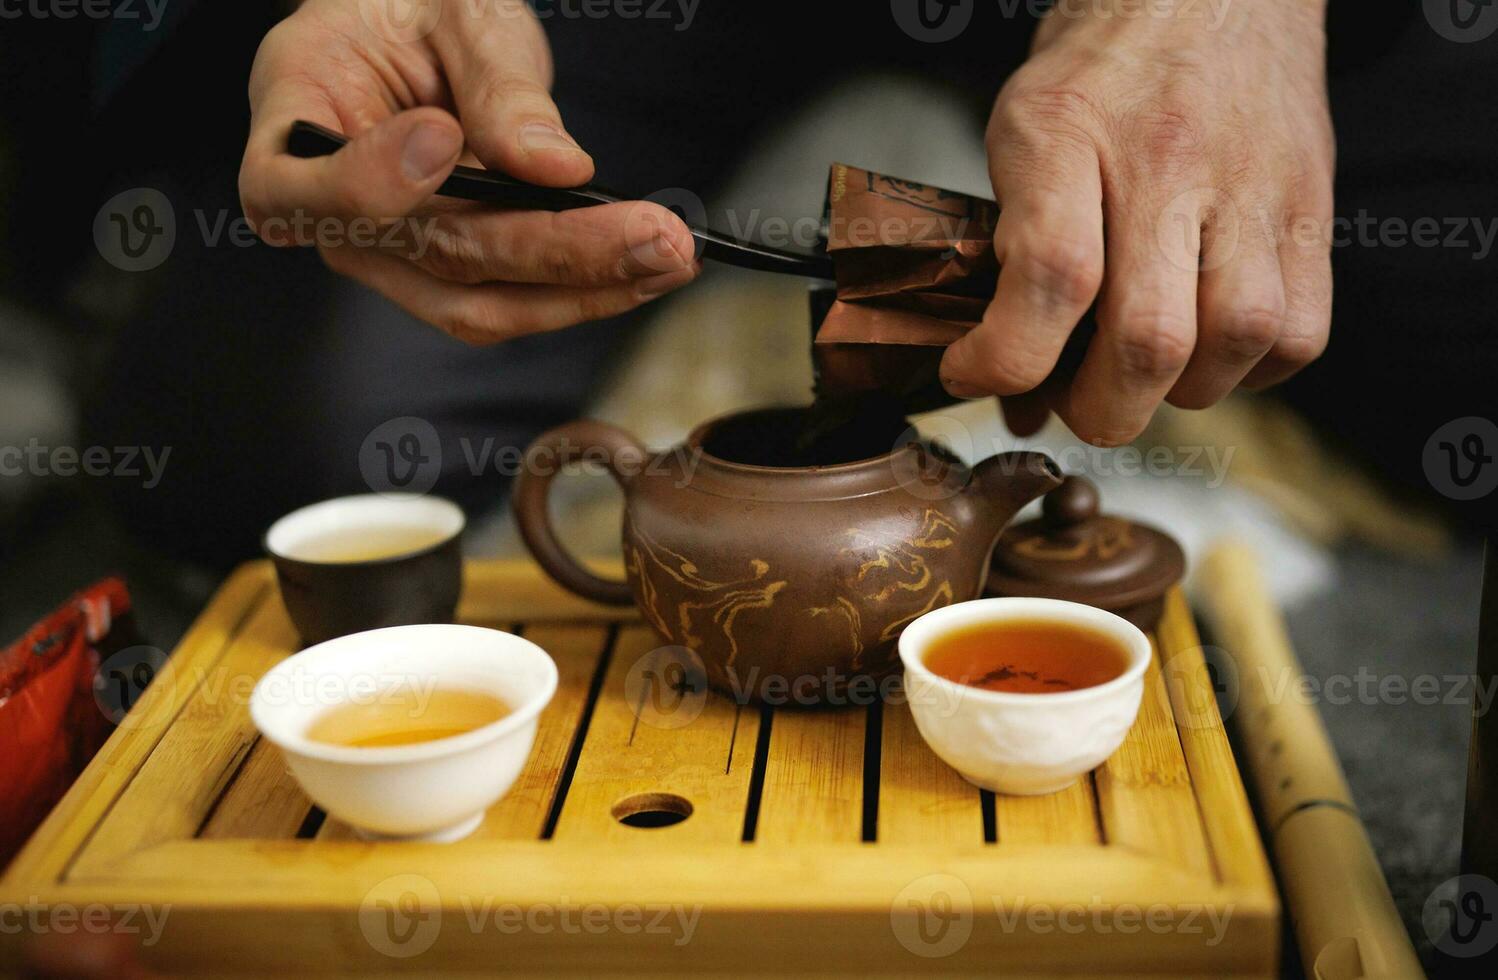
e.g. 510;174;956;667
942;0;1335;444
239;0;700;345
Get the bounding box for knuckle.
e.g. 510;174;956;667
1284;162;1335;218
573;287;629;324
992;85;1101;155
1213;142;1264;196
1010;234;1104;309
475;68;554;119
1131;107;1205;176
952;335;1053;395
1269;329;1328;368
536;238;579;284
1210;306;1282;359
420;225;490;284
329;179;377;223
237;171;287;246
241;203;278;245
1110;312;1195;380
439;303;510;347
999;85;1101;132
984;358;1051;395
236;169;263;221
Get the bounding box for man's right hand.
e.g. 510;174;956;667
239;0;700;345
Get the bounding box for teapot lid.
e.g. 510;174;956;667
987;476;1185;615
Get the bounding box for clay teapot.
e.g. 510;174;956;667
513;407;1061;705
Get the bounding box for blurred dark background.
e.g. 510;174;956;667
0;2;1495;973
4;1;1490;623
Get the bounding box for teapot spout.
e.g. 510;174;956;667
967;451;1063;532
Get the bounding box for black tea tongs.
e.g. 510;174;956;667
287;120;834;279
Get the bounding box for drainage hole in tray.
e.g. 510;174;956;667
612;793;693;829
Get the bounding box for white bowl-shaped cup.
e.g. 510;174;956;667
250;624;557;842
898;597;1150;796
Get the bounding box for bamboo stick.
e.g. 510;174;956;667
1200;540;1425;979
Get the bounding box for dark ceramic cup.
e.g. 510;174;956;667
264;494;465;647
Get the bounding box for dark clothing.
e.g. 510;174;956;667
4;3;1492;565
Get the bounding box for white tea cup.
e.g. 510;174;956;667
251;623;557;842
898;597;1150;795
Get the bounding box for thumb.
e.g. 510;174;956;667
242;105;463;244
433;5;594;187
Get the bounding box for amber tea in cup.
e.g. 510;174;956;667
291;526;454;564
922;619;1131;694
306;687;511;748
899;598;1149;794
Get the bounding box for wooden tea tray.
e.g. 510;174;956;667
2;561;1278;976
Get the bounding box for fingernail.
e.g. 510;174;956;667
519;123;584;154
637;264;699;299
401;123;462;181
941;376;987;400
622;232;691;277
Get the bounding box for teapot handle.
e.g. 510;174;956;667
512;420;645;606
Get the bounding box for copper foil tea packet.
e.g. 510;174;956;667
814;163;1000;412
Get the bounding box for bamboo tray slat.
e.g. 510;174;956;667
1;560;1279;977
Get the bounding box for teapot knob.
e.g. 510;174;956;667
1041;475;1099;529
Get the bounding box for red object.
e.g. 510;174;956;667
0;579;129;866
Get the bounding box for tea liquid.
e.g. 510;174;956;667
291;526;449;563
923;619;1130;693
306;688;510;748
